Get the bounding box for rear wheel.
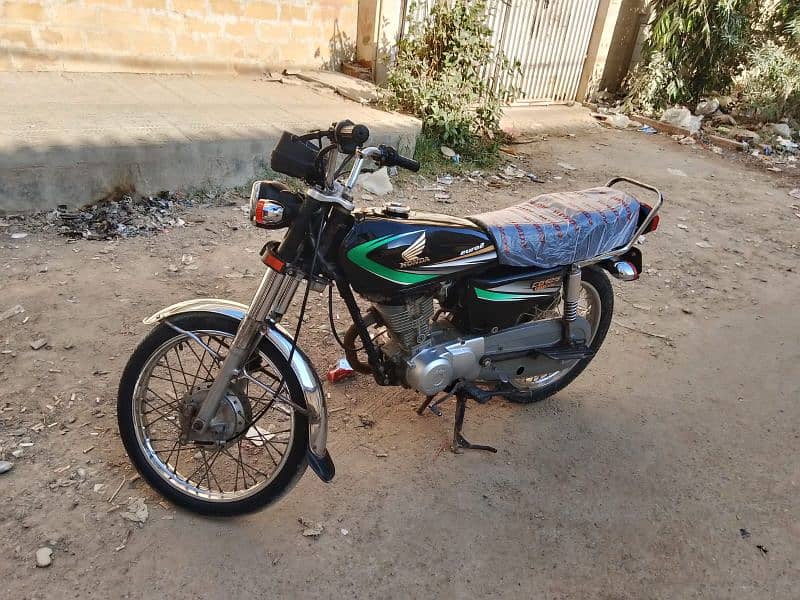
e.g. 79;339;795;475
504;266;614;404
117;313;308;516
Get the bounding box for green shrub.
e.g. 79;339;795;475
384;0;519;163
735;42;800;122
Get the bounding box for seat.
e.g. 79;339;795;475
470;187;641;268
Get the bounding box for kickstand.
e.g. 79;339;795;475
452;393;497;454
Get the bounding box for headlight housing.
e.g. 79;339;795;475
249;181;302;229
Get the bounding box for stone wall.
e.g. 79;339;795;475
0;0;358;73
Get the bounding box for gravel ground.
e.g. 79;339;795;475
1;128;798;599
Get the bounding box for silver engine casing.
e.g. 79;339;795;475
402;316;593;396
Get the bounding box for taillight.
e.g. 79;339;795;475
639;203;659;233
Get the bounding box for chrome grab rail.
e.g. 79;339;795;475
577;176;664;267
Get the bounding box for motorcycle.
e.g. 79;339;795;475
117;120;663;515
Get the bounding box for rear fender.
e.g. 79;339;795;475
143;299;333;482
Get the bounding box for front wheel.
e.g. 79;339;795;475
505;266;614;404
117;313;309;516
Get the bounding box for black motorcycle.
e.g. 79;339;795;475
117;120;662;515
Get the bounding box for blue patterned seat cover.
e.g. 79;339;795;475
470;187;641;268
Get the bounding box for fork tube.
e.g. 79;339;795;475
191;267;287;433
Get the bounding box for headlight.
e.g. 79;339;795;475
249;181;301;229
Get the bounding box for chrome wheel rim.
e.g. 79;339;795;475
512;281;602;391
132;330;295;502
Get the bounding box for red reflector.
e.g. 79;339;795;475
263;252;285;272
254;200;268;225
640;202;659;233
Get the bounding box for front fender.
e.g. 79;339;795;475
144;298;333;482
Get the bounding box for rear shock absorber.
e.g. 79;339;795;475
562;265;581;342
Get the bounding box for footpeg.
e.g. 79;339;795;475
535;343;594;361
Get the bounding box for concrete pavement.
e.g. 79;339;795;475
0;72;421;212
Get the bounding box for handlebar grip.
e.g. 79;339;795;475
335;121;370;152
379;144;420;172
394;154;420;172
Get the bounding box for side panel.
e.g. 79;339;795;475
340;209;497;299
458;267;565;331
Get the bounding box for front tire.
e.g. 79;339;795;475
117;312;309;516
505;266;614;404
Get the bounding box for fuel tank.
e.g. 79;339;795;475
339;206;497;299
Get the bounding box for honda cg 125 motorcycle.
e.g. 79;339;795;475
118;120;663;515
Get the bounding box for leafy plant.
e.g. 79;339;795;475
626;0;800;118
626;0;753;112
384;0;519;163
735;42;800;121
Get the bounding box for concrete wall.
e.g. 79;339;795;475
355;0;402;84
577;0;648;100
0;0;358;74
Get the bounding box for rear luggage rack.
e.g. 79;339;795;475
577;177;664;267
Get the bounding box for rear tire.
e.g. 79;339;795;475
117;312;308;516
504;266;614;404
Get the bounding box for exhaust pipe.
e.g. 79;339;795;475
607;260;638;281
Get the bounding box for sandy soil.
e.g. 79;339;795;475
1;128;798;599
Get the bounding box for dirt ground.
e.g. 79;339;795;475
1;128;799;599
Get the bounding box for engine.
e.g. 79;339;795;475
373;296;435;350
372;295;483;396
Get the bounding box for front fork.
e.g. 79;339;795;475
191;267;302;433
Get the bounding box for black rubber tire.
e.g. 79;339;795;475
117;312;309;516
504;266;614;404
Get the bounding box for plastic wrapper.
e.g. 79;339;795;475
471;187;641;269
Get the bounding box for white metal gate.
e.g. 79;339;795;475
404;0;601;104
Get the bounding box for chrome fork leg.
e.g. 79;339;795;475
191;268;289;433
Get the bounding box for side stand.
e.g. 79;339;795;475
451;392;497;454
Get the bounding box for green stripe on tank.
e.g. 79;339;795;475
347;234;438;285
474;287;535;302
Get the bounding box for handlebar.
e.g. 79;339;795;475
379;145;420;172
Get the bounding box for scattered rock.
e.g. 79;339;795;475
789;189;800;200
557;162;577;171
434;192;452;203
767;123;792;138
676;223;689;230
120;497;149;524
357;167;393;196
440;146;456;158
436;175;454;186
503;165;527;178
608;113;632;129
11;449;23;458
0;461;13;474
0;304;25;322
375;452;388;458
340;528;349;536
733;129;760;144
695;99;719;116
358;414;375;428
35;547;53;568
298;517;323;537
695;241;713;248
711;112;737;126
30;338;48;350
10;232;28;239
756;544;768;555
740;528;751;539
681;307;694;315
